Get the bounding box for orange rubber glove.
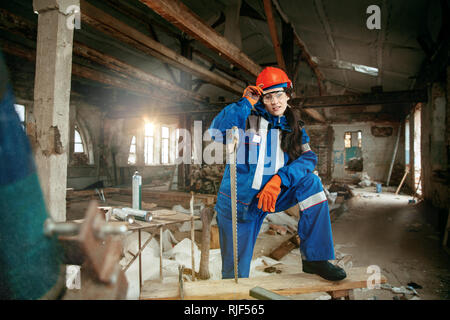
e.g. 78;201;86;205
257;175;282;212
242;85;264;106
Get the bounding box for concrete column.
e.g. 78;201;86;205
33;0;79;222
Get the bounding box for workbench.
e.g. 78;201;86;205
102;208;200;290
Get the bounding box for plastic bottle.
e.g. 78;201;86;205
132;171;142;210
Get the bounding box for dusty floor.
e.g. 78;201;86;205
252;186;450;300
67;185;450;300
328;187;450;300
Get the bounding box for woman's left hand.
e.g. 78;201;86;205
257;175;282;212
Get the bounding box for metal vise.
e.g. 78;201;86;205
44;200;129;299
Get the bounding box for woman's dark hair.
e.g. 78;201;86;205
281;88;304;161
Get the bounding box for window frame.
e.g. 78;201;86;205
144;123;155;165
161;126;170;164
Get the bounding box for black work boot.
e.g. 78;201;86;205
302;260;347;281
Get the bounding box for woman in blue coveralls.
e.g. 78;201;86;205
209;67;346;281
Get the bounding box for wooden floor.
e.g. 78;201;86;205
140;267;387;300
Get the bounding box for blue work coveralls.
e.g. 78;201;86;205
209;97;335;279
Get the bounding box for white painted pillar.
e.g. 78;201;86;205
33;0;79;222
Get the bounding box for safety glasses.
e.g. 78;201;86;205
262;90;286;103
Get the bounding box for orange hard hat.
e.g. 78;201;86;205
256;67;292;93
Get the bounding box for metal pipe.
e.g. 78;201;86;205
44;219;128;239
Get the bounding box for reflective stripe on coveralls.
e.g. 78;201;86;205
298;190;327;211
251;117;268;190
252;118;285;190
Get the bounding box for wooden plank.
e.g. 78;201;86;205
269;235;299;261
80;0;244;95
140;267;387;300
139;0;262;78
249;287;292;300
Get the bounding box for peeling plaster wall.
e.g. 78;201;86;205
307;124;332;181
420;80;449;210
67;100;103;190
331;122;404;184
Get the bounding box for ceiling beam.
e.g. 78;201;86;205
73;42;207;104
263;1;326;123
414;0;450;89
301;109;327;123
313;0;348;89
290;89;428;109
271;0;326;95
183;89;429;112
0;7;209;105
263;0;286;71
80;0;244;95
138;0;262;78
0;40;192;107
110;89;428;120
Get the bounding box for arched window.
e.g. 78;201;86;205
74;125;85;153
128;136;137;165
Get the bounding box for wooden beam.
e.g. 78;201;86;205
0;7;208;105
291;89;428;109
261;1;325;123
0;40;183;107
140;267;387;300
109;89;428;119
281;19;294;78
302;109;327;123
294;34;326;96
80;0;244;95
270;0;326;95
138;0;262;78
192;48;250;85
73;42;206;104
263;0;286;71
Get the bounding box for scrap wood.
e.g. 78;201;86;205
269;235;300;261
